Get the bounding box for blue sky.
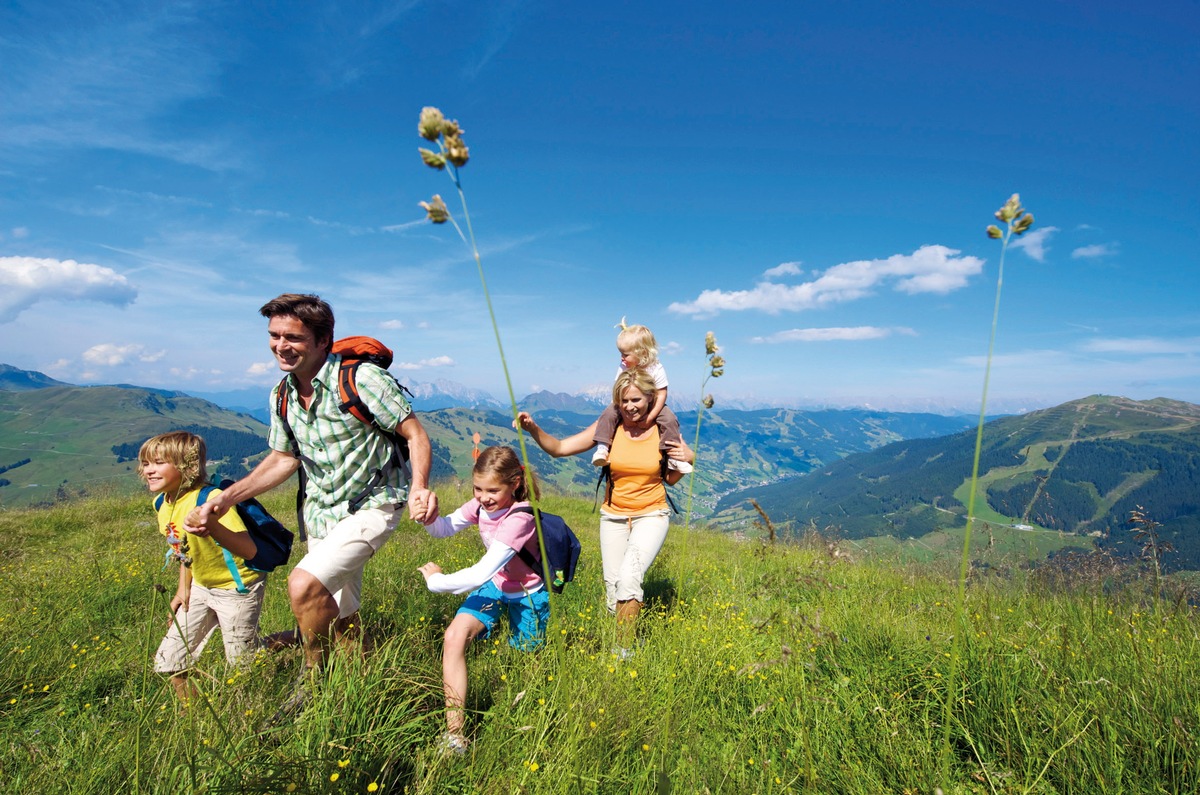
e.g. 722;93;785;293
2;0;1197;414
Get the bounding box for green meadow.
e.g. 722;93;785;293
1;484;1196;794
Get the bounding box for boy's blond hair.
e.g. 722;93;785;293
136;431;208;492
616;322;659;368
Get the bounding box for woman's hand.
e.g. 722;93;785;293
665;437;695;465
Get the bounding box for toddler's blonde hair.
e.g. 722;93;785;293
616;322;659;368
136;431;208;492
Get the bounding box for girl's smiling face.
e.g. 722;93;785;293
473;472;520;512
141;457;183;495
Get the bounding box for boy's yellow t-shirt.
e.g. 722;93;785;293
603;426;668;515
156;487;260;590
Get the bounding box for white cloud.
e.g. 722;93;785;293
11;227;29;239
763;261;803;279
247;362;275;376
752;326;917;343
379;319;405;330
661;341;683;356
1082;337;1200;355
1008;227;1059;262
83;343;152;367
668;245;983;317
394;355;456;370
1071;243;1118;259
0;255;136;323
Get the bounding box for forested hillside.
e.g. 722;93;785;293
715;396;1200;571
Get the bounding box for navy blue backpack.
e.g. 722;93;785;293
156;479;294;592
512;506;582;594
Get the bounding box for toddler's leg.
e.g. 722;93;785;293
592;404;620;466
656;407;682;450
657;407;693;473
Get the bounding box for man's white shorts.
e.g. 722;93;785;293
295;504;401;616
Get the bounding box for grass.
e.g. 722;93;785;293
1;485;1197;793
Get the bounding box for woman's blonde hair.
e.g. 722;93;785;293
616;323;659;368
474;446;540;502
136;431;208;492
612;368;657;408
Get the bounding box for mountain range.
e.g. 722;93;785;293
4;364;1197;572
0;364;970;513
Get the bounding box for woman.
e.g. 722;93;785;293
516;369;694;657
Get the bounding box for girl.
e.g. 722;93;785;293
417;446;548;755
138;431;264;703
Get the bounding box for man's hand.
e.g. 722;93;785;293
408;486;438;524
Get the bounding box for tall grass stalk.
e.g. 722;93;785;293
941;194;1035;781
678;333;725;583
416;107;555;585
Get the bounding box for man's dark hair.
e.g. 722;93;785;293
260;293;335;349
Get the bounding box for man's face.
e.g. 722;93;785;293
267;315;327;382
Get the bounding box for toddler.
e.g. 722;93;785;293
592;320;690;473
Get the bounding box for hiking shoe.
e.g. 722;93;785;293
591;445;609;467
667;458;693;474
263;669;316;728
438;732;470;757
611;646;635;661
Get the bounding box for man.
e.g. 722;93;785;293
188;293;437;722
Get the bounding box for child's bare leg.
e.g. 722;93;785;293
169;672;198;704
442;613;486;737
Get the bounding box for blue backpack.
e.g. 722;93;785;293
156;480;294;592
512;506;581;594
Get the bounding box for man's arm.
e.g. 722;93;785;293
396;414;438;523
184;450;299;532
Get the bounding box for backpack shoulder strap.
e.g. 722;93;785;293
199;482;248;594
510;506;543;571
337;358;377;427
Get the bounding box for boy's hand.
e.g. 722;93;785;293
169;592;189;616
417;562;442;580
185;499;225;534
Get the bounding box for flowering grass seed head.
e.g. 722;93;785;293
420;194;450;224
444;133;469;167
419;148;446;170
418;107;444;141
